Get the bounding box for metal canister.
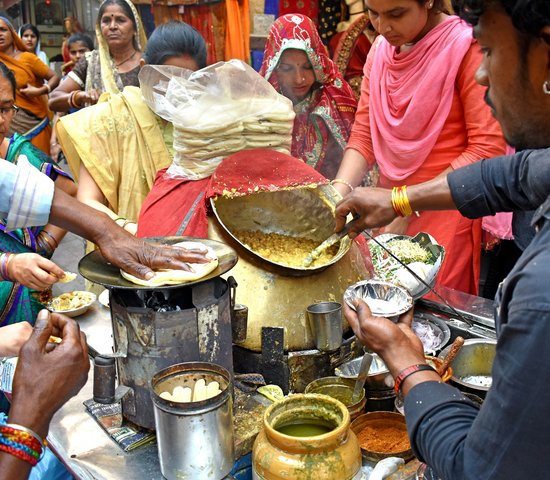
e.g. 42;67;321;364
151;362;234;480
305;376;366;420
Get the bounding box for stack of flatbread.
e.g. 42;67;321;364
139;61;295;180
121;241;219;287
170;94;294;179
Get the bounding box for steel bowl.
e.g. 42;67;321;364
47;291;96;318
351;411;413;462
412;312;451;354
335;353;394;391
438;338;496;397
344;280;413;320
368;232;445;300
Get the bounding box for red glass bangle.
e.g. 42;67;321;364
394;363;436;394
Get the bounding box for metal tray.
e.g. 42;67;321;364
78;236;238;290
368;232;444;300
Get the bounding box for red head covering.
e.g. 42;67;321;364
260;14;357;179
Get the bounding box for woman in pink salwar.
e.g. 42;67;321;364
332;0;507;295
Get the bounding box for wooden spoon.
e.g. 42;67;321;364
437;336;464;376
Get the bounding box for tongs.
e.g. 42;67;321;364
303;219;357;267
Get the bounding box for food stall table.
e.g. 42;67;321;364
46;302;268;479
47;286;494;480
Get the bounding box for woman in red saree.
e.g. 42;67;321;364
260;14;357;180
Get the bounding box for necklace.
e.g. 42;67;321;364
114;50;137;68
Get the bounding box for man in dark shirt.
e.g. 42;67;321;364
335;0;550;478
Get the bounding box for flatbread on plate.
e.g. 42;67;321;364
120;241;218;287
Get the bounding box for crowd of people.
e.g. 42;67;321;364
1;0;549;477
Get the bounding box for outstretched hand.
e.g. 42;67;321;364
335;187;397;238
7;253;66;290
97;232;211;280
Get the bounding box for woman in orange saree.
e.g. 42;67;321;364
0;17;59;154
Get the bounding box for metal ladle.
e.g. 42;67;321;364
351;352;373;404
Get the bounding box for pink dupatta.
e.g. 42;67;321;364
369;16;474;182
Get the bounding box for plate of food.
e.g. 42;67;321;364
411;313;451;354
48;291;96;317
367;232;445;299
78;236;237;290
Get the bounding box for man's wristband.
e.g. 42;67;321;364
394;363;436;394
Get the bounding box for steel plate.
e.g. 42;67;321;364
78;236;238;290
412;312;451;354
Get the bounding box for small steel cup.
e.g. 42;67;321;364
306;301;343;352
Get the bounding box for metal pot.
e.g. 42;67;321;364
438;338;496;397
335;353;394;391
207;206;371;352
151;362;234;480
304;376;366;420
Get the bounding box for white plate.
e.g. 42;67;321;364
48;291;96;318
98;289;110;308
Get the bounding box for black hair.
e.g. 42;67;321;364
416;0;450;13
453;0;550;36
0;61;16;97
98;0;137;34
67;32;94;51
143;21;207;69
19;23;41;54
453;0;549;70
20;23;40;41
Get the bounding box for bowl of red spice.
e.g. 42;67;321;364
351;411;413;462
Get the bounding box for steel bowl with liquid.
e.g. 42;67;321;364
438;338;496;398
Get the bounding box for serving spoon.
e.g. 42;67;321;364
351;352;373;404
303;219;357;267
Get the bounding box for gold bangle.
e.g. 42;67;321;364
392;186;413;217
331;178;354;192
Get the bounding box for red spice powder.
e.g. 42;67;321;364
357;424;410;453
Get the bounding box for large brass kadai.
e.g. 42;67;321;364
210;184;372;351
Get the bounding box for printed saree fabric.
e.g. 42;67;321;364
260;14;357;179
57;86;172;222
0;135;69;326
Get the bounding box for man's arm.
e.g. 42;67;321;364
1;160;209;280
1;158;54;231
335;149;550;236
0;311;89;480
